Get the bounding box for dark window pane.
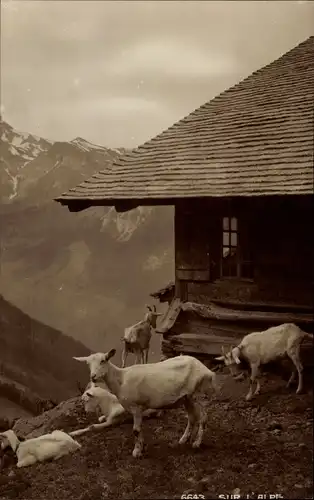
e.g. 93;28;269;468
231;232;237;247
231;217;237;231
223;217;229;231
223;232;229;246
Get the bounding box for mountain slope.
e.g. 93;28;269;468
0;119;52;202
0;120;174;357
0;295;91;419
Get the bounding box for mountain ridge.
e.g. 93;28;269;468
0;119;174;363
0;294;91;420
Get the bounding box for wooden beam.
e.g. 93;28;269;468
181;301;314;326
167;332;313;358
169;333;242;356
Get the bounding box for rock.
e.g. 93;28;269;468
13;397;89;438
232;488;241;495
288;424;298;430
102;482;110;498
272;428;281;435
294;483;303;489
222;403;230;410
268;422;283;431
181;489;194;496
199;476;211;484
248;463;257;469
298;443;306;449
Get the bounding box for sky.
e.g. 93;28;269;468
1;0;313;148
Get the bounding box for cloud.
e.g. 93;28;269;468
93;96;169;117
106;38;238;78
1;0;313;147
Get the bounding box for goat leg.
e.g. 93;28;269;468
131;407;144;458
246;362;259;401
179;396;196;445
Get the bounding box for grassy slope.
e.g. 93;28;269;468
1;374;313;500
0;295;91;416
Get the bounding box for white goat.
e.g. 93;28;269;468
73;350;218;458
0;429;81;468
122;305;162;367
215;323;313;401
70;383;158;437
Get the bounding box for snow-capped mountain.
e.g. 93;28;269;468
0;119;52;165
0;118;127;203
0;119;53;201
70;136;127;156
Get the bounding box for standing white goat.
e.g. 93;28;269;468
215;323;313;401
0;429;81;468
70;383;158;437
73;350;218;458
122;305;162;367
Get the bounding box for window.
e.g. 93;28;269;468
221;216;253;279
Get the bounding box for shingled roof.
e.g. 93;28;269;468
57;37;314;211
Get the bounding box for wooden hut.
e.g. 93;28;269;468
56;37;314;360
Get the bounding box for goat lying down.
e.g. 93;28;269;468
70;383;158;437
74;350;218;458
0;429;81;468
215;323;313;401
122;305;162;367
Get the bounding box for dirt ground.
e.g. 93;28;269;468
0;372;313;500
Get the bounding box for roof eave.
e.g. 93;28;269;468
55;191;313;213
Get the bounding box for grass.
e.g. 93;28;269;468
0;373;313;500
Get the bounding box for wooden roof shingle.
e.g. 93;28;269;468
56;37;314;210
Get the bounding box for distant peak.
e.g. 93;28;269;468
70;136;107;152
71;137;86;143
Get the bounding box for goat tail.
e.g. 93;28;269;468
302;331;313;342
210;371;221;394
202;369;220;396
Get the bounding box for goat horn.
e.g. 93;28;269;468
153;305;157;312
146;304;152;312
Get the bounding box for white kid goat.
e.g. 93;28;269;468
0;429;81;468
122;305;162;367
215;323;313;401
70;383;158;437
73;350;218;458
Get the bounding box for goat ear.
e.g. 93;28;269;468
106;348;116;361
232;347;241;364
221;345;227;356
86;392;94;398
73;356;89;362
215;356;225;362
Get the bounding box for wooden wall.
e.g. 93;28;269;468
174;196;313;309
161;195;314;358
